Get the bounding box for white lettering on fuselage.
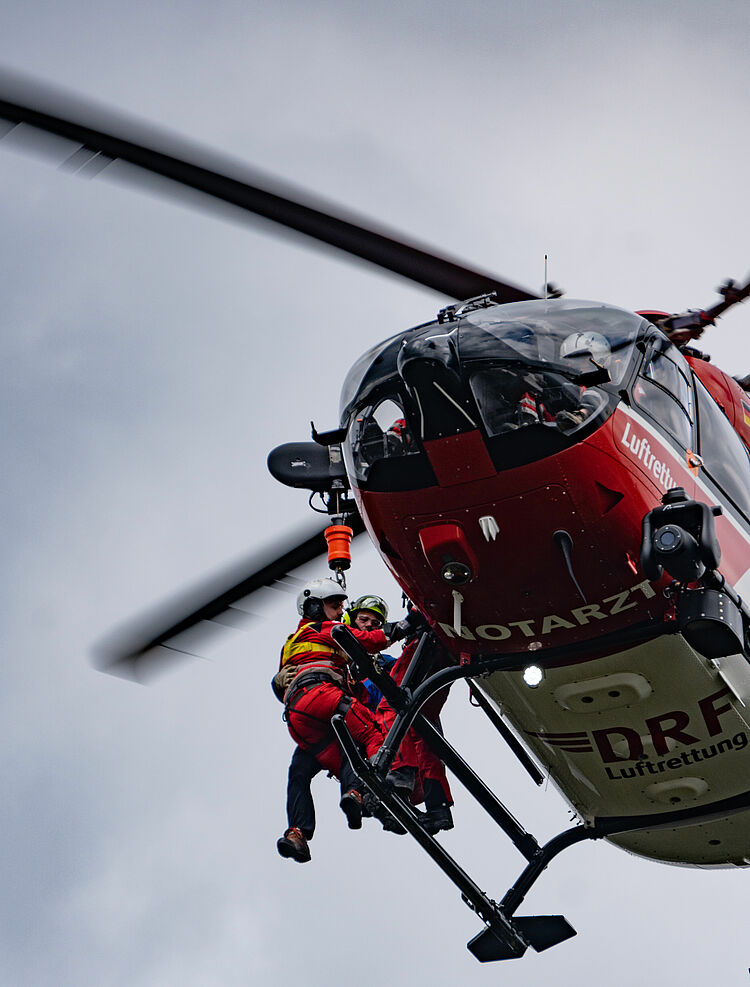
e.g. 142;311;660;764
437;580;656;642
526;687;745;780
620;420;677;492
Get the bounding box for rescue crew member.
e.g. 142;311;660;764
275;579;411;863
344;595;398;709
343;596;409;835
276;595;397;860
376;630;454;835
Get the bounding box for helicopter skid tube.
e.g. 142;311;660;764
327;619;724;960
335;703;750;960
413;713;539;860
331;713;576;962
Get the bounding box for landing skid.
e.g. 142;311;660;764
331;623;750;962
333;715;578;961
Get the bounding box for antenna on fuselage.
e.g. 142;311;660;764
541;257;564;300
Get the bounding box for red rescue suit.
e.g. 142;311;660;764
377;639;453;806
280;618;389;778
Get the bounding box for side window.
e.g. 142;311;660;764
345;396;418;481
646;351;693;419
694;377;750;519
633;349;693;449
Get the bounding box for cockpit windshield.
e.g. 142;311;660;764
460;298;643;388
461;299;645;438
469;367;608;437
339;298;649;484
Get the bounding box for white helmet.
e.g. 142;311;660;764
296;577;348;617
560;331;610;362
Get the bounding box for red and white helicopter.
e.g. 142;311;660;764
4;72;750;963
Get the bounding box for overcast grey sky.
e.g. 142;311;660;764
2;2;750;985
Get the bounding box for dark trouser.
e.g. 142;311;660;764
286;744;361;839
286;746;321;839
423;776;451;811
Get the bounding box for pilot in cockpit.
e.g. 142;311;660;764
553;330;612;432
471;324;612;436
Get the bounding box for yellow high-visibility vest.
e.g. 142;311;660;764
280;625;345;668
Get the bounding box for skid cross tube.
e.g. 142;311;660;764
399;631;436;692
499;783;750;920
501;826;596;917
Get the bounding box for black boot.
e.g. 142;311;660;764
339;790;363;829
422;804;453;834
362;792;406;835
422;778;454;834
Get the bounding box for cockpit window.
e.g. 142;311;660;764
632;343;694;450
694;377;750;520
645;345;694;418
470;369;607;437
345;395;418;481
458;300;644;441
462;299;643;388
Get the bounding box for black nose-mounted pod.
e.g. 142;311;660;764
641;488;747;660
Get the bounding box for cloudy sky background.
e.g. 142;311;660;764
2;1;750;984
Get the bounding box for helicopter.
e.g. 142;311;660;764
3;71;750;964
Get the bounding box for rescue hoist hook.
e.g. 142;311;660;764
322;476;355;589
324;520;353;590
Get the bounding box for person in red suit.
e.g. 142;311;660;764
274;578;411;862
377;636;454;835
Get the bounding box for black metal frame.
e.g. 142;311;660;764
330;623;750;962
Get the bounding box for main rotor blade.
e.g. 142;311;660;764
0;70;537;303
94;515;365;681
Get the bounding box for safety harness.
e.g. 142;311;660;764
278;622;357;756
283;677;355;756
276;623;348;700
